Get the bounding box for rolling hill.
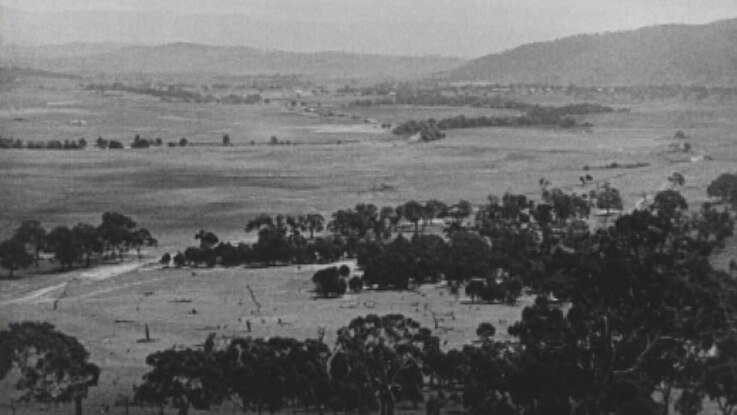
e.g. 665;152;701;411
445;18;737;86
0;42;462;80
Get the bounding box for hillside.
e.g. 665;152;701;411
0;42;462;80
446;18;737;86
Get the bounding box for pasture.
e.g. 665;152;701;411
1;75;737;414
3;78;737;251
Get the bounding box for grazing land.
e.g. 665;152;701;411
1;71;737;415
3;77;737;250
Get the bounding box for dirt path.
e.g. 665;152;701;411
0;262;150;307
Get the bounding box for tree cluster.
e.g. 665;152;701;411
0;212;156;277
392;107;591;141
0;322;100;415
311;265;351;297
135;314;437;415
0;136;88;150
165;200;470;270
708;172;737;208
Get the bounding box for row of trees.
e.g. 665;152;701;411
352;83;618;115
85;82;263;105
97;136;189;149
0;212;156;277
164;198;477;269
0;136;88;150
392;109;586;141
163;181;727;306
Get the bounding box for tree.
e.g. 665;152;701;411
334;314;438;415
223;337;292;415
184;247;212;267
702;334;737;415
160;252;171;267
448;199;473;226
97;212;137;261
0;238;33;278
13;220;46;267
302;214;325;240
653;189;688;218
329;208;373;256
245;214;275;233
476;322;496;343
173;251;186;267
46;226;80;270
544;189;590;223
249;220;292;265
0;322;100;415
193;230;218;250
312;267;347;298
349;276;363;293
443;231;490;282
501;208;737;415
668;172;685;187
361;236;413;289
135;348;227;415
131;228;157;259
401;201;424;236
594;183;624;212
72;223;102;267
222;134;231;146
707;172;737;208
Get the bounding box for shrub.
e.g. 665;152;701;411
312;267;347;297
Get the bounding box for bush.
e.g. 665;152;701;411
312;267;347;297
348;276;363;293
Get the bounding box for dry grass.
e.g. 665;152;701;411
1;77;737;414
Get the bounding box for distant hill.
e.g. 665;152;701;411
0;42;462;80
445;18;737;86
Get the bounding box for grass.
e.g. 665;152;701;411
0;258;533;415
1;76;737;414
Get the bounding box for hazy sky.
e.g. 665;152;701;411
2;0;737;57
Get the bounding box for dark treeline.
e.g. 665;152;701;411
2;134;221;151
165;174;737;307
392;103;612;142
0;136;89;150
85;82;263;105
164;200;473;274
2;173;737;415
0;66;82;85
0;212;156;277
353;81;737;104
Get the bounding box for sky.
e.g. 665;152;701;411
2;0;737;57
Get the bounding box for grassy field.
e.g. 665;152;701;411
1;76;737;414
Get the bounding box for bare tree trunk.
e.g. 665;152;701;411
74;397;83;415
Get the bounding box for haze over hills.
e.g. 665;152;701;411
2;8;737;85
446;18;737;87
0;42;463;80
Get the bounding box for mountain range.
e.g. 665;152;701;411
446;18;737;86
2;9;737;85
0;42;461;80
